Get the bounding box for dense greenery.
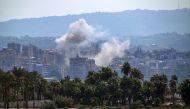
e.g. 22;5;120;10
0;62;190;108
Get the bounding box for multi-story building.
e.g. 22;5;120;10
69;54;97;79
7;43;21;53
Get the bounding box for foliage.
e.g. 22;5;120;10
152;97;162;107
169;75;178;106
121;62;131;76
41;101;56;109
150;74;168;103
0;62;189;108
179;79;190;106
54;95;74;108
129;100;144;109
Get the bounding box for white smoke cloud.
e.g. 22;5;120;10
55;18;130;68
95;38;130;66
55;19;94;48
55;19;95;66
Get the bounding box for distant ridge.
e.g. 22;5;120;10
0;9;190;36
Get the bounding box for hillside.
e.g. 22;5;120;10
0;9;190;36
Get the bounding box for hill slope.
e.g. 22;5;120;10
0;9;190;36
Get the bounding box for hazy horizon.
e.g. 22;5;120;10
0;0;190;22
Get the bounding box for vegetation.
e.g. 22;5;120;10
0;62;190;108
41;101;56;109
179;79;190;106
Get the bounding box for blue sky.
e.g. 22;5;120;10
0;0;190;22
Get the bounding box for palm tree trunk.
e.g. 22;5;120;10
128;96;132;105
3;90;6;109
23;87;28;108
7;102;9;109
33;87;35;108
172;93;175;105
16;90;19;109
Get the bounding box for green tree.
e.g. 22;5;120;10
82;84;95;105
169;75;178;106
28;71;42;107
21;71;30;108
50;81;61;97
95;81;109;105
141;80;153;106
85;71;100;84
150;74;168;103
54;95;74;108
179;79;190;106
107;76;121;105
131;78;142;102
0;71;15;109
99;67;117;81
121;62;131;76
130;68;143;80
120;76;133;105
12;67;26;109
0;69;4;103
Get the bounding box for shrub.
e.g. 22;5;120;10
153;97;162;107
41;101;56;109
54;95;74;108
129;100;144;109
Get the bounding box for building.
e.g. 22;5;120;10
69;54;96;79
7;43;21;53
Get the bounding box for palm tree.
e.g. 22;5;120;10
121;62;131;76
50;81;61;97
179;79;190;106
12;67;26;109
150;74;168;103
169;75;178;105
1;71;15;109
86;71;100;84
28;71;40;108
20;71;30;108
120;76;133;105
130;68;143;80
0;69;4;102
107;76;121;105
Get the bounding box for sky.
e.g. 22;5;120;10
0;0;190;22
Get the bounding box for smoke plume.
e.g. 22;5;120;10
55;19;95;66
55;19;94;48
55;18;130;67
95;38;130;66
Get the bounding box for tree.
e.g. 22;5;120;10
131;78;142;102
121;62;131;76
28;71;42;107
169;75;178;106
120;76;133;105
99;67;117;81
0;71;15;109
85;71;100;84
107;76;121;105
50;81;61;97
82;84;95;105
12;67;26;109
141;81;153;106
21;72;30;108
150;74;168;103
179;79;190;106
0;69;4;103
95;81;109;105
130;68;143;80
38;78;48;99
54;95;74;108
